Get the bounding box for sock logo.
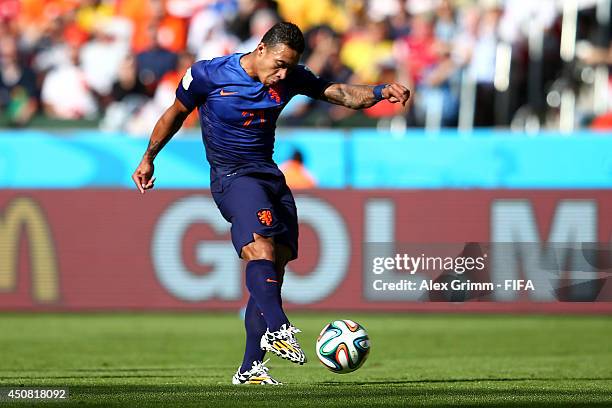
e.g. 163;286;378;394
257;209;273;226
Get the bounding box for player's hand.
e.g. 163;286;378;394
132;159;156;194
382;83;411;106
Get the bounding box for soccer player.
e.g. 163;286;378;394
132;22;410;385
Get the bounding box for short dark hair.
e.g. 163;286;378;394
261;22;305;54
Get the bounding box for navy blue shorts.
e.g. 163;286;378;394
212;173;298;260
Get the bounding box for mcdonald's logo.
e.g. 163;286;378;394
0;197;59;303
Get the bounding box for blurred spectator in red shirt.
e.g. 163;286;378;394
364;60;407;119
591;112;612;130
395;11;459;127
395;12;439;86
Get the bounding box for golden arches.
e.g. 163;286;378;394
0;197;59;303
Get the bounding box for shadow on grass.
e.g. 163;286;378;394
0;366;225;373
322;377;612;385
0;383;611;408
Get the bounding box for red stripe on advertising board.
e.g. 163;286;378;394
0;190;610;312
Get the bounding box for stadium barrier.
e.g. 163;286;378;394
1;129;612;188
0;190;610;312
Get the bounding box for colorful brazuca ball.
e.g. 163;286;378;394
315;319;370;374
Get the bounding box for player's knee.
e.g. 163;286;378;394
241;237;275;262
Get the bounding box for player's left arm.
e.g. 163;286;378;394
131;98;192;194
321;83;410;110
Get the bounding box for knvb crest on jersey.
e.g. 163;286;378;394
267;85;284;104
257;209;274;226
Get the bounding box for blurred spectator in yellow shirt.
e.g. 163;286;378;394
75;0;115;34
340;19;393;83
276;0;349;33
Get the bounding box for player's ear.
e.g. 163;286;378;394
257;42;266;56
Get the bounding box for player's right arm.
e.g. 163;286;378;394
322;83;410;109
290;65;410;110
131;98;192;194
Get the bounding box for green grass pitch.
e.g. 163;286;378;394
0;313;611;407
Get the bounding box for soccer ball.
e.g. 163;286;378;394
315;319;370;374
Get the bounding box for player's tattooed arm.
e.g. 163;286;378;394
322;83;410;109
144;140;163;160
142;99;192;161
132;98;193;194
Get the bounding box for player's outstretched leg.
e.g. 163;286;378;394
232;359;281;385
245;259;306;364
242;237;306;365
258;244;307;365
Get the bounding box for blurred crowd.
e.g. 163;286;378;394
0;0;611;133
